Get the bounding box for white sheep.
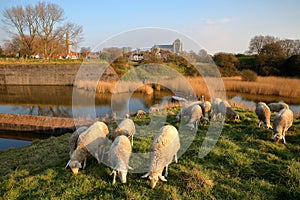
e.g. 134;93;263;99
109;135;132;184
112;118;136;146
255;102;272;129
176;103;203;129
272;108;293;144
66;121;109;174
136;109;146;118
200;101;212;120
211;98;223;120
141;125;180;188
268;102;289;113
226;106;240;120
149;104;161;113
68;126;88;156
219;101;239;120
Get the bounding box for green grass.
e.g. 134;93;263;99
1;108;300;199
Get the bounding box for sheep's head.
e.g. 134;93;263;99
272;133;282;143
151;176;159;189
262;123;273;129
118;169;128;184
234;114;240;120
66;160;82;174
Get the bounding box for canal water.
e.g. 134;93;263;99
1;85;300;151
0;85;172;150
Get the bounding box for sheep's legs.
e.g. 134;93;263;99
112;170;117;185
174;153;178;163
164;165;168;177
83;158;87;169
282;132;286;144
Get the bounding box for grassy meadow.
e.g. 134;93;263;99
1;107;300;199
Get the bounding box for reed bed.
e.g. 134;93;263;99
74;76;300;105
223;76;300;99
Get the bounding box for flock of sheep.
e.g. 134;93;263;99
65;96;294;188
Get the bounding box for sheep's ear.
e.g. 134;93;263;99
128;166;134;170
159;175;167;182
141;172;149;178
65;160;71;168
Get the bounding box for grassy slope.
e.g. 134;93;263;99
0;108;300;200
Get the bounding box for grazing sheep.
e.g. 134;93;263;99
219;101;239;120
176;103;203;129
268;102;289;113
68;126;88;156
113;118;136;146
211;98;223;120
136;109;146;118
200;101;212;120
255;102;272;129
149;104;161;113
272;108;293;144
66;121;109;174
226;106;240;120
109;135;132;184
141;125;180;189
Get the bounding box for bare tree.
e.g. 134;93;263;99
2;1;83;59
34;2;65;58
2;5;37;57
248;35;277;54
278;39;300;57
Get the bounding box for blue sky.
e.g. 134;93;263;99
1;0;300;54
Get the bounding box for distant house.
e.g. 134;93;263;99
53;52;78;59
128;53;144;61
152;39;182;54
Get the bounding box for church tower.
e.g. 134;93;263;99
173;39;182;54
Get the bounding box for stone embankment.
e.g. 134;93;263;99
0;113;95;134
0;64;118;85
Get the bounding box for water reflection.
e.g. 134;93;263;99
1;85;300;151
0;85;174;118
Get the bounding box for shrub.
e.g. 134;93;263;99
241;70;257;81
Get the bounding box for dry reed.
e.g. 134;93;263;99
74;76;300;103
223;76;300;99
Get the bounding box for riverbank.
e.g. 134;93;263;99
74;76;300;102
1;108;299;199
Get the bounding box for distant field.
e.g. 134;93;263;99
0;108;299;199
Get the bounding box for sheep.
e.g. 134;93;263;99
141;125;180;189
272;108;293;144
135;109;146;118
66;121;109;174
255;102;272;129
211;98;223;120
109;135;132;184
268;102;289;113
176;103;203;129
112;118;136;146
219;101;239;120
200;101;211;120
149;104;161;113
68;126;88;156
226;106;240;120
211;99;232;120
